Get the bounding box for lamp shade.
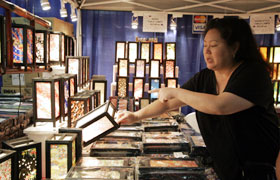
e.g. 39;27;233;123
0;149;16;180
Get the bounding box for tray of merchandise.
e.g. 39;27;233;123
76;156;136;167
101;130;142;141
142;119;179;132
188;136;208;157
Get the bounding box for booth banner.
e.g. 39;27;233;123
192;15;207;34
250;14;275;34
143;12;167;33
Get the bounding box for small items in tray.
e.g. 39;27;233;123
142;118;179;132
76;157;136;167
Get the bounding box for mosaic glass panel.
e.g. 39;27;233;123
119;59;128;76
150;79;160;99
117;78;127;97
150;60;160;78
36;82;51;119
70;101;85;127
0;159;12;180
167;79;177;88
54;81;60;118
70;78;75;96
68;59;79;84
134;79;143;100
12;27;24;64
259;47;268;62
64;81;70;114
165;61;175;78
18;148;37;180
141;43;150;63
166;43;175;60
136;60;145;77
153;43;163;63
116;42;125;62
128;43;137;63
26;29;33;64
50;144;68;179
50;34;60;61
35;33;44;63
274;47;280;63
95;82;105;104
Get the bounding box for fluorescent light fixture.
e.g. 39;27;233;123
70;4;77;22
60;0;67;18
131;16;138;29
41;0;51;11
170;17;177;31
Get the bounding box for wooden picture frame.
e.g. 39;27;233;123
133;77;145;100
116;76;129;97
149;59;160;78
164;60;175;78
135;59;146;77
165;78;178;88
149;78;161;100
115;41;126;63
128;42;138;64
118;58;129;76
165;42;176;60
153;42;163;63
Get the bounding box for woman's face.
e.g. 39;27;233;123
203;28;236;71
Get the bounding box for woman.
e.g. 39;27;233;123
118;17;280;180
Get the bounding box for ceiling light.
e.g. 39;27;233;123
60;0;67;18
71;4;77;22
131;16;138;29
40;0;51;11
170;17;177;31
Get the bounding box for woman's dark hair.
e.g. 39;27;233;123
204;17;271;72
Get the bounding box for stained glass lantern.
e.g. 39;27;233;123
128;42;138;63
165;42;176;60
153;42;163;63
149;59;160;78
32;76;62;127
55;74;77;121
140;42;151;64
118;58;129;76
2;136;42;180
12;24;35;70
81;90;97;110
49;32;65;66
68;92;93;128
269;46;280;63
35;30;50;70
0;149;16;180
116;76;129;97
91;79;107;104
164;60;175;78
165;78;178;88
133;77;145;100
58;127;83;165
0;15;5;71
115;41;126;63
135;59;146;77
45;133;77;179
139;98;150;109
149;78;161;100
74;101;119;146
259;46;269;62
66;56;90;88
65;36;75;56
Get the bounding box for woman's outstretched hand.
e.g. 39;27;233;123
116;110;139;125
149;88;176;103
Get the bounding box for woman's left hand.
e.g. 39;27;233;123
149;88;176;103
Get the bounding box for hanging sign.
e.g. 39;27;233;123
250;14;275;34
192;15;207;34
143;12;167;33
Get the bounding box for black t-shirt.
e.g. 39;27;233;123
182;61;280;180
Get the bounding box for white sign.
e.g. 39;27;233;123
143;12;167;33
250;14;275;34
12;74;25;86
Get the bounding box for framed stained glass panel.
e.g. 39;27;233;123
139;98;150;109
149;78;161;99
135;59;146;77
66;56;85;87
128;42;138;63
149;59;160;78
165;42;176;60
140;42;151;64
12;27;24;64
164;60;175;78
26;28;33;64
274;47;280;63
0;149;16;180
35;82;52;119
165;78;178;88
91;80;107;104
118;58;129;76
116;77;129;97
133;77;144;100
153;42;163;63
115;41;126;63
50;32;65;65
259;46;268;62
35;32;44;64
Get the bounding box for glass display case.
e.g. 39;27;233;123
153;42;163;63
164;60;175;78
118;58;129;77
45;133;77;180
35;30;50;69
165;78;178;88
115;41;126;63
149;59;160;78
32;76;62;127
2;136;42;180
135;59;146;77
165;42;176;60
133;77;145;100
140;42;151;64
49;32;65;66
12;24;34;70
116;76;129;97
74;101;119;146
90;79;107;104
0;149;16;180
128;42;138;63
